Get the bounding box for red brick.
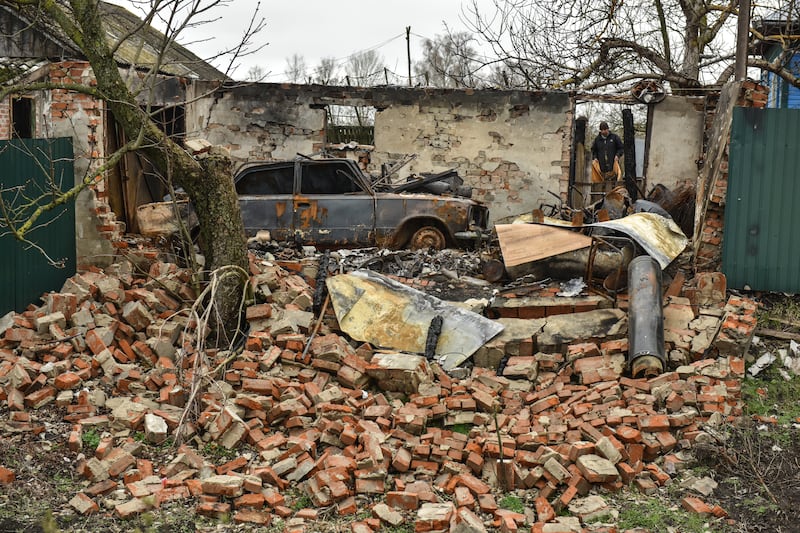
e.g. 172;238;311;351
0;467;15;484
54;372;82;390
196;501;231;517
681;496;712;515
84;329;108;355
246;304;273;321
637;414;670;432
233;510;272;525
386;490;419;510
534;496;554;522
234;493;265;509
337;495;358;515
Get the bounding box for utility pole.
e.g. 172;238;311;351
406;26;412;87
735;0;751;81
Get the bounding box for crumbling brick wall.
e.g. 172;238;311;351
0;100;10;137
693;80;768;273
48;61;120;267
18;77;704;268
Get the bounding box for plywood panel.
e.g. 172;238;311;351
495;224;592;267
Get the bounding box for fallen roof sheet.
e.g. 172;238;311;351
326;270;504;370
586;212;687;269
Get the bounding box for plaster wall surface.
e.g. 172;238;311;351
646;96;705;191
186;83;573;224
371;92;571;224
186;83;327;163
48;63;115;267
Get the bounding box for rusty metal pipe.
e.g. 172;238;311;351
627;256;665;378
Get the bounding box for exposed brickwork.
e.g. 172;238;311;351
694;81;769;273
0;100;10;140
47;61;125;253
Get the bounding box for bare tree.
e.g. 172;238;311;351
313;56;341;85
415;31;481;88
345;49;385;86
284;53;308;83
750;1;800;89
464;0;744;92
247;64;266;81
484;64;529;89
0;0;266;345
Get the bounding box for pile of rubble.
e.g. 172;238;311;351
0;252;758;532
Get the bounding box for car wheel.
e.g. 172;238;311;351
409;226;446;250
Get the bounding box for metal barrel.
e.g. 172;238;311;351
627;255;665;378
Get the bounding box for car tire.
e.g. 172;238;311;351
409;226;446;250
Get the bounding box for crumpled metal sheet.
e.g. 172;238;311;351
510;212;687;269
586;212;687;269
326;270;504;370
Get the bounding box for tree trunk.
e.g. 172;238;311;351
184;155;249;347
65;0;248;347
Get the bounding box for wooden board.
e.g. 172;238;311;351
495;224;592;267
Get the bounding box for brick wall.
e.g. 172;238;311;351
0;99;10;139
48;61;122;266
693;80;769;273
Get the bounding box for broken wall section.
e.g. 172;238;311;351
185;83;574;225
646;95;706;192
0;60;118;269
693;80;769;273
370;90;573;224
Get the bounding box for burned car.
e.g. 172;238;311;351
234;158;489;249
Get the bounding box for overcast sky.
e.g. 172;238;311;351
107;0;488;82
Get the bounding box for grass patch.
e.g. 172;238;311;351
741;368;800;425
81;428;101;449
289;491;313;511
202;442;239;461
451;423;472;435
617;499;716;532
757;295;800;329
498;494;525;513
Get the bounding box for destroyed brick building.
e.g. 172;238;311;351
1;2;708;276
1;2;800;533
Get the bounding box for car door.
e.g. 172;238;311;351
294;160;376;246
235;162;296;240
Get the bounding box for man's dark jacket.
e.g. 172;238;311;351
591;132;624;172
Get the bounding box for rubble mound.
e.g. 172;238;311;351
0;254;764;531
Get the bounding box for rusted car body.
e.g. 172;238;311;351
235;158;489;249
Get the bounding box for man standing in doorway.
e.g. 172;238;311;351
591;121;624;184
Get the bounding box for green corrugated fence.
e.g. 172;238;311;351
723;108;800;292
0;138;75;315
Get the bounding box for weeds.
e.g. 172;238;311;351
289;491;313;511
202;442;239;461
81;428;100;449
757;295;800;329
741;368;800;425
617;499;714;532
498;494;525;513
451;423;472;435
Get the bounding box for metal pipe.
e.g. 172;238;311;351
627;256;665;378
